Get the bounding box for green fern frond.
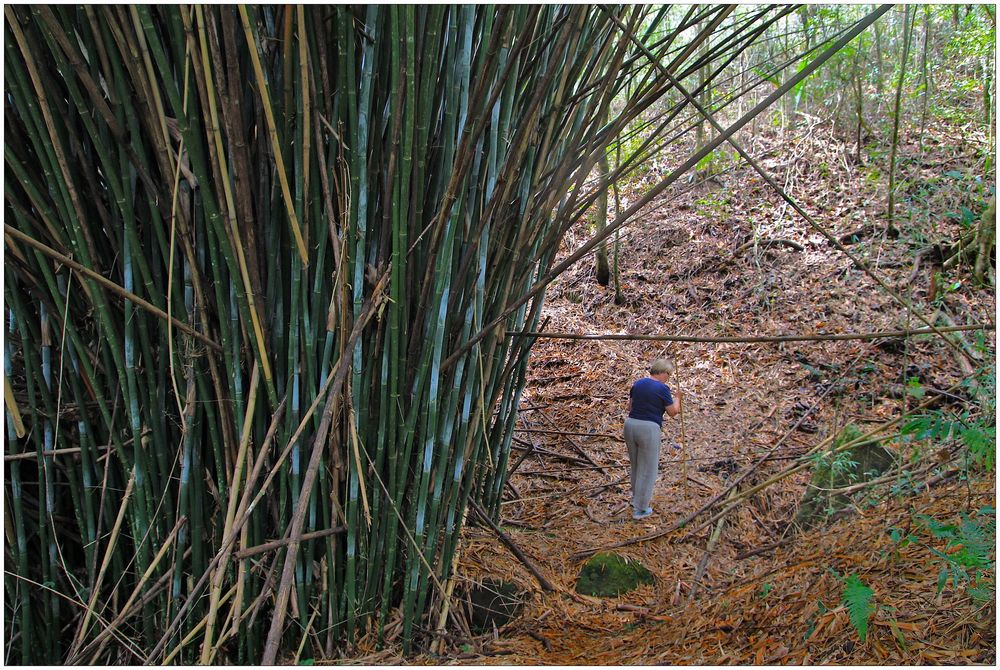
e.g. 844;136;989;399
842;574;875;642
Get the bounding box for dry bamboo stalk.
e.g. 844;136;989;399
688;487;737;601
4;225;220;351
199;363;260;664
67;472;136;659
237;5;308;266
76;516;187;664
514;324;994;345
3;373;26;438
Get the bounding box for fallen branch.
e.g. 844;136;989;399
470;501;555;592
234;527;346;560
514;428;620;439
882;383;966;407
511;323;993;344
527;630;553;651
836;224;875;245
534;408;605;471
735;537;793;560
687;474;715;491
510;440;591;467
688;487;737;601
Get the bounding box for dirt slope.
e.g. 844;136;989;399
439;121;995;665
342;122;995;666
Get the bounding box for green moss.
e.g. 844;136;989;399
576;552;654;597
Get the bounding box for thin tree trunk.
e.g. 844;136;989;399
918;5;932;155
853;45;864;164
887;5;914;228
873;17;886;96
974;197;996;284
612;131;624;305
595;148;611;287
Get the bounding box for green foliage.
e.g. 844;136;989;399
841;574;875;642
901;364;995;473
905;377;926;399
808;425;865;487
915;507;995;603
753;64;783;88
693;192;730;218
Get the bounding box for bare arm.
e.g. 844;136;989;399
665;392;681;418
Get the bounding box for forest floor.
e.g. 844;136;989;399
350;119;996;665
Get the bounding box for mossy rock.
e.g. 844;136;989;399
467;579;523;633
796;424;895;528
576;552;654;597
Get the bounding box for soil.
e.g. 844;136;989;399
344;121;995;665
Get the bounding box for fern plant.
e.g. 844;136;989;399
841;573;876;642
916;507;996;602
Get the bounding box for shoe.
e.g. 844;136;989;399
632;507;653;520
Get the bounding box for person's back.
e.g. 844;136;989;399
628;377;674;426
623;358;681;520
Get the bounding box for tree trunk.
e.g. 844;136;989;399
887;5;913;228
873;18;886;96
612;122;625;304
595;149;611;287
853;45;865;164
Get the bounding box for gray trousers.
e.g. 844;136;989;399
623;418;661;512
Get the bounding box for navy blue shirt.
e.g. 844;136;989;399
628;377;674;427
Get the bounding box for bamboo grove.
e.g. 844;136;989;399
3;5;880;663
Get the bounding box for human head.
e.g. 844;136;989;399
649;358;674;380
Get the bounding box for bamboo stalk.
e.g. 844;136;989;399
5;225;220;351
237;5;308;266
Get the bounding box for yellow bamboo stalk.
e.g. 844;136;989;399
127;7;173;158
6;7;98;264
348;405;372;527
200;362;261;664
67;471;136;658
3;373;26;438
679;392;688;489
166;44;192;422
238;4;309;265
83;516;187;664
195;6;275;392
292;602;322;665
298;5;311;226
162;585;237;665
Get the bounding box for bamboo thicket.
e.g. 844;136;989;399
4;5;834;663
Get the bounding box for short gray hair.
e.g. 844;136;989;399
650;358;675;375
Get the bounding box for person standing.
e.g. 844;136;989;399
624;358;681;520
